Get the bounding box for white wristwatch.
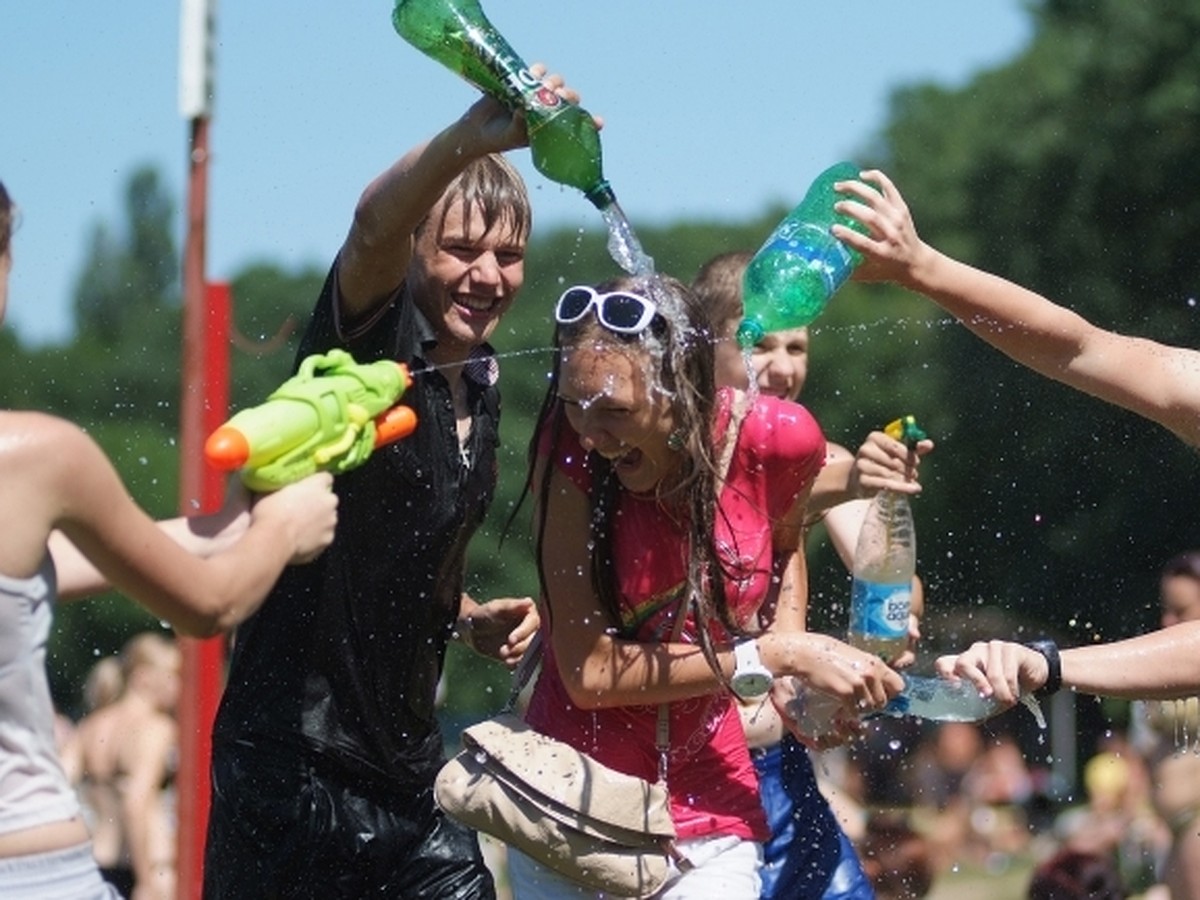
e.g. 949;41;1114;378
730;639;773;699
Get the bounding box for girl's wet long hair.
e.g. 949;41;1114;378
521;274;749;679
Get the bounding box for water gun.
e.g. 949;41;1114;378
204;349;417;491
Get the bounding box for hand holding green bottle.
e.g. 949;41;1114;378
392;0;615;210
737;162;877;346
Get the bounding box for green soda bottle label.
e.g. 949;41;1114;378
470;40;560;114
764;225;854;290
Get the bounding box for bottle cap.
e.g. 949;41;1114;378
884;415;928;447
584;180;616;211
735;318;765;349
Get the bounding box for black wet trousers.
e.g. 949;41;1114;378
203;741;495;899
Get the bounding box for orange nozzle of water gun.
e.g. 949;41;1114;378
373;405;418;448
204;425;252;471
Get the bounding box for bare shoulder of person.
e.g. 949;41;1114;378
825;441;853;462
0;413;113;576
8;414;137;529
0;411;100;478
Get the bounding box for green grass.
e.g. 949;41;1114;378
926;854;1036;900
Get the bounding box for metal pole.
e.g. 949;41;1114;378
177;4;224;896
177;117;230;900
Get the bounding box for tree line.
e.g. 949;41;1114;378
10;0;1200;723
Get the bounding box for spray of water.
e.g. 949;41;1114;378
1018;693;1047;730
601;201;655;277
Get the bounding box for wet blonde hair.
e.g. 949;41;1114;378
418;154;531;246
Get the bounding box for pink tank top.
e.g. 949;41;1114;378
527;390;825;842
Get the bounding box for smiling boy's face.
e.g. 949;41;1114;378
409;197;526;362
751;326;810;401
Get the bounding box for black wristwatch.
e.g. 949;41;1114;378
1024;639;1062;697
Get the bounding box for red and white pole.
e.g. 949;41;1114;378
177;3;227;897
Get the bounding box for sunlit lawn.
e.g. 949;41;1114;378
926;854;1036;900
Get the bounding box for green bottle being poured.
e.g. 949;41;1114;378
392;0;616;211
736;161;872;347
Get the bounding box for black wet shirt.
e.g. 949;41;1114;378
212;265;500;790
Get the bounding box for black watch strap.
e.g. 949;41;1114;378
1024;639;1062;697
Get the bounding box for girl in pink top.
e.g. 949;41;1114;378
511;274;903;898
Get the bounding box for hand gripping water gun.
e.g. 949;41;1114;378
204;349;417;491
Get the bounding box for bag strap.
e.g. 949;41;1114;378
502;630;543;713
654;608;687;785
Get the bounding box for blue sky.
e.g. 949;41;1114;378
2;2;1032;346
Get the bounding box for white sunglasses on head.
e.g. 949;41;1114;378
554;285;658;334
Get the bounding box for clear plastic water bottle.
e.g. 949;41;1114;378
847;416;925;662
878;675;1002;723
392;0;615;210
848;491;915;661
776;677;845;744
736;161;870;347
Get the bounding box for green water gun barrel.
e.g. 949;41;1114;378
205;349;416;491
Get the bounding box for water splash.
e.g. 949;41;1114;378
601;201;655;277
1017;693;1047;730
408;312;969;388
1165;697;1200;753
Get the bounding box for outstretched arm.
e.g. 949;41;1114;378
32;415;337;636
50;484;252;599
936;623;1200;703
336;68;583;319
834;169;1200;448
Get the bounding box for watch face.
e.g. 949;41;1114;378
732;670;772;699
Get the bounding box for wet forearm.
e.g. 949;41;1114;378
1062;623;1200;700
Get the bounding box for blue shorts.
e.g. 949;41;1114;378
755;735;874;900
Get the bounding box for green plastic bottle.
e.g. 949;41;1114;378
736;161;870;347
392;0;615;210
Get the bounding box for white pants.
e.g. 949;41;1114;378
0;842;122;900
507;834;762;900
